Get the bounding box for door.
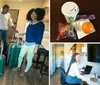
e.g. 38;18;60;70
60;51;64;68
8;9;19;38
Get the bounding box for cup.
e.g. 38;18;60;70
61;2;79;23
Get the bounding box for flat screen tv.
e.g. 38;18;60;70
88;44;100;63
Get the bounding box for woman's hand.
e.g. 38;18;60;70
90;77;98;82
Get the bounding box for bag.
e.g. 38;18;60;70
8;44;22;67
7;32;23;67
57;23;76;40
0;46;5;75
76;14;96;20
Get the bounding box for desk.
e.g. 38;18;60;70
84;73;100;85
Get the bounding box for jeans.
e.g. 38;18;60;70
18;43;35;72
0;30;8;55
66;75;82;84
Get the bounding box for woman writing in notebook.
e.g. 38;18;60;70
66;53;97;84
13;8;45;76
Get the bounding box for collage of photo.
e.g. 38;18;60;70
0;0;100;85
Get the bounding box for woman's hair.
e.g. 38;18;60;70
66;53;80;75
26;8;35;21
26;8;45;21
35;8;45;21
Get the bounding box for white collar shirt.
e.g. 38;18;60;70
0;12;13;30
68;62;90;81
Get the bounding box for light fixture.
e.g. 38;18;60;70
82;47;87;53
20;0;22;2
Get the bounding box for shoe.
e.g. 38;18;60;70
20;72;28;76
13;67;20;71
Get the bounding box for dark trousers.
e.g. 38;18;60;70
0;29;9;56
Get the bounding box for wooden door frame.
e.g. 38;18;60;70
9;9;19;30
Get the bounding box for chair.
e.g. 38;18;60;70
59;67;80;85
33;48;49;77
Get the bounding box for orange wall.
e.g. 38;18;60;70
55;44;64;56
76;44;84;54
0;0;4;8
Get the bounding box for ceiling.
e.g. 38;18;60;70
4;0;47;2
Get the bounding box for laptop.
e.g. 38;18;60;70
81;65;93;74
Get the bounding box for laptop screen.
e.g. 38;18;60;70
85;65;93;73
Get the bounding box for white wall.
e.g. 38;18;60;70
81;55;100;74
87;62;100;74
55;44;64;68
50;44;56;75
50;44;53;75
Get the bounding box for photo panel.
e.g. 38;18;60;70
50;0;100;42
50;43;100;85
0;0;49;85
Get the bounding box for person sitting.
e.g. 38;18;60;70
65;53;97;85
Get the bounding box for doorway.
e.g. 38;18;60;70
8;9;19;38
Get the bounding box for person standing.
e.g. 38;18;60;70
13;8;45;76
0;4;17;56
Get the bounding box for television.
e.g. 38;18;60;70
88;44;100;63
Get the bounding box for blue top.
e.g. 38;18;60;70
26;21;44;44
